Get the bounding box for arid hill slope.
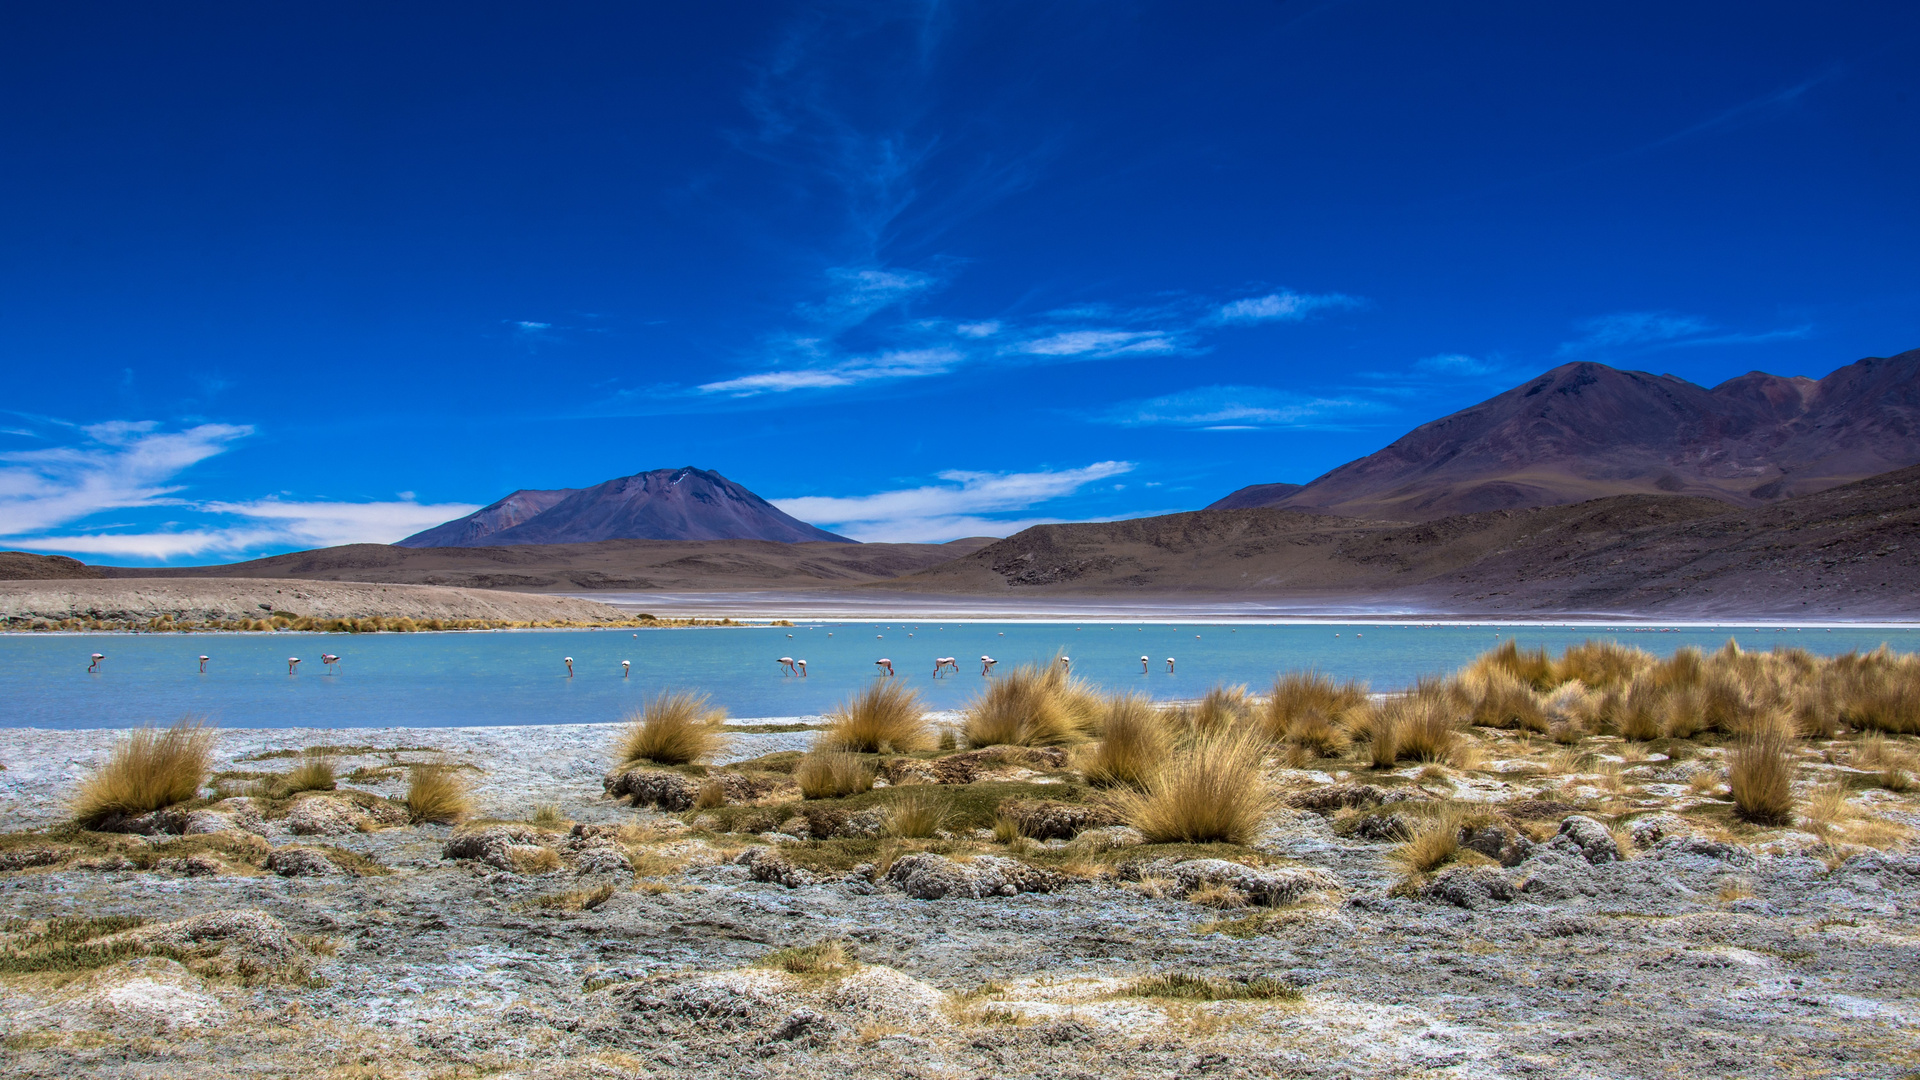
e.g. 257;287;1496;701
1212;349;1920;520
104;536;996;593
897;465;1920;616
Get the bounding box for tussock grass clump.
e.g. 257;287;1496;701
1174;685;1254;738
1460;668;1548;733
1553;639;1651;689
1262;670;1366;756
71;719;216;828
963;664;1084;747
1390;805;1467;875
1081;693;1170;788
1372;679;1460;766
529;882;614;911
1113;729;1271;845
614;691;729;767
530;803;567;828
794;751;875;799
404;762;473;824
822;682;930;753
1125;972;1301;1002
886;788;948;838
284;756;336;794
1729;726;1795;826
0;916;180;976
757;940;857;978
1468;639;1556;690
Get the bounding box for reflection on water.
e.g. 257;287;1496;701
2;621;1916;730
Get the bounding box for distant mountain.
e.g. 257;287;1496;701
397;467;852;547
396;488;577;548
1209;348;1920;520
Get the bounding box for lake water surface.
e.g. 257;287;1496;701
4;621;1917;730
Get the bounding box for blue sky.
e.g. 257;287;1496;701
2;2;1916;562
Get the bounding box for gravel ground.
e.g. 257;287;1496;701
0;722;1916;1079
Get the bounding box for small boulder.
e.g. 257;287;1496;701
1119;858;1336;906
996;799;1122;840
181;810;241;836
442;825;549;871
0;846;70;872
1460;823;1534;867
1072;825;1146;852
96;808;189;836
266;847;342;877
1544;815;1621;865
285;797;369;836
604;768;752;811
1627;812;1691;848
884;853;1060;900
736;846;814;888
1649;834;1756;868
1287;783;1387;813
1424;865;1516;909
834;808;890;839
573;844;633;876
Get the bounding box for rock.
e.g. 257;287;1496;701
1347;811;1414;842
572;841;634;876
1627;812;1692;848
777;816;813;839
1515;847;1599;901
1118;859;1337;906
884;853;1061;900
766;1008;832;1044
833;808;890;839
181;810;240;835
159;853;224;877
1072;825;1146;852
1544;815;1621;865
1649;835;1756;868
96;807;189;835
1503;799;1579;820
1460;823;1535;867
442;825;551;871
604;768;752;811
266;847;343;877
881;746;1069;786
285;796;369;836
0;846;69;871
1424;865;1516;909
736;846;814;888
996;799;1122;840
113;909;301;964
1286;783;1387;813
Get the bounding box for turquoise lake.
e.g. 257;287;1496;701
4;621;1917;730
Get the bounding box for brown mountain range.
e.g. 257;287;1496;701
1210;349;1920;520
397;466;850;546
892;463;1920;617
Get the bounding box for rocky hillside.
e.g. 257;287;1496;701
1212;348;1920;520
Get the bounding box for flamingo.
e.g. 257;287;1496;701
198;655;209;674
564;656;574;676
1141;655;1150;674
795;659;807;677
88;653;104;673
1166;657;1175;673
288;657;302;674
1059;656;1071;673
622;660;632;678
321;653;340;674
980;655;997;676
934;657;957;677
778;656;796;676
875;658;894;677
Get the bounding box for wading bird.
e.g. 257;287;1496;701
288;657;302;674
875;658;894;676
621;660;631;678
564;656;574;676
321;653;340;673
1141;655;1150;674
87;653;104;673
199;655;209;673
981;655;998;676
795;659;807;677
1059;656;1071;673
1166;657;1175;673
934;657;957;677
778;656;796;676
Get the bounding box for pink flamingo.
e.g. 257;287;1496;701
199;655;209;673
934;657;958;677
778;657;796;676
288;657;301;674
1059;656;1071;673
795;659;807;677
321;653;340;674
621;660;632;678
1166;657;1175;673
88;653;104;673
564;656;574;676
875;658;894;677
980;655;997;676
1141;655;1150;674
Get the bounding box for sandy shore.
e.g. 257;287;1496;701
0;578;629;626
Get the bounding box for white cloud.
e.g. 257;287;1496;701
1413;353;1497;376
699;347;964;396
1010;330;1180;358
773;461;1135;542
954;321;1001;338
10;498;482;561
0;421;254;536
1556;311;1712;355
798;266;938;325
1216;290;1359;324
1100;386;1383;429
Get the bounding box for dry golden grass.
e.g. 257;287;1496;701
1468;639;1555;690
529;803;567;828
528;882;615;911
509;845;562;874
1553;639;1651;689
1460;667;1548;732
1112;728;1271;845
757;940;857;978
963;664;1084;747
1081;693;1170;788
1371;679;1459;766
886;788;948;838
1178;684;1254;737
794;751;875;799
71;719;216;828
693;780;727;809
614;691;729;766
403;762;473;824
822;682;930;753
1124;972;1302;1002
1730;727;1795;826
284;756;336;794
1390;805;1467;875
1262;670;1366;757
1186;883;1249;908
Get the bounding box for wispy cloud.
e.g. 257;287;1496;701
0;418;477;561
1557;311;1812;357
1215;290;1360;325
773;461;1134;541
0;421;253;535
1413;353;1498;376
1098;386;1386;430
